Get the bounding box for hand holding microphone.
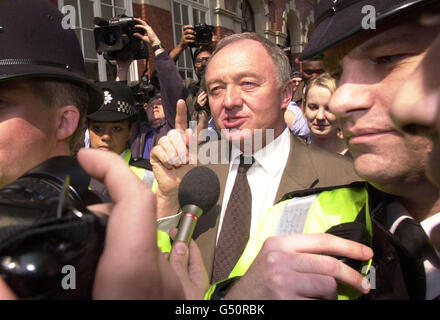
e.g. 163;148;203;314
173;166;220;246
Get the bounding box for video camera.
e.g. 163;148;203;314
190;23;215;48
94;15;148;61
0;157;105;299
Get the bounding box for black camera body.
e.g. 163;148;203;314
94;15;148;61
190;23;214;48
0;157;105;299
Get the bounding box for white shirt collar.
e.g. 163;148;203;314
229;128;290;177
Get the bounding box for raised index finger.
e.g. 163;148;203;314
175;99;188;131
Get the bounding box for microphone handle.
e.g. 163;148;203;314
174;204;203;245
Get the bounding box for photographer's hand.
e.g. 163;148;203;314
196;90;207;107
170;25;196;62
133;18;164;55
78;148;184;299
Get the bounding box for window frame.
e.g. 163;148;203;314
57;0;137;82
170;0;211;80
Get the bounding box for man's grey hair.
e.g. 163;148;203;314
211;32;291;88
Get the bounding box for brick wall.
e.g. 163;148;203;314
133;3;174;78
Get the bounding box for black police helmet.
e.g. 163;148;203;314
0;0;103;114
301;0;438;60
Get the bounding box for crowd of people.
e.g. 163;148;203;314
0;0;439;300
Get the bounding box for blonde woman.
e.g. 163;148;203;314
303;73;349;156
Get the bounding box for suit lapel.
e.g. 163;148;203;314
194;140;230;277
275;134;320;202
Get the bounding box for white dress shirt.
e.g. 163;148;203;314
216;127;291;243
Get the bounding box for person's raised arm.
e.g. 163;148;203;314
169;25;196;62
134;19;188;129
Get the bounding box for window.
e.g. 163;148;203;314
171;0;211;80
241;0;255;33
58;0;135;81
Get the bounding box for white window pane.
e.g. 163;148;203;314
178;53;184;66
81;1;95;29
101;5;114;20
193;8;199;25
173;2;181;24
175;24;182;44
185;51;192;67
182;5;189;25
115;7;126;16
85;62;99;81
114;0;125;8
84;29;98;59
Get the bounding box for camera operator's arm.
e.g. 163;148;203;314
134;19;188;133
78;148;184;299
115;59;133;82
169;25;196;62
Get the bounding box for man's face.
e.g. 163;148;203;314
205;39;290;146
389;29;440;188
328;22;438;192
88;120;132;155
302;60;325;81
292;77;303;92
0;79;59;187
194;51;212;79
145;98;165;128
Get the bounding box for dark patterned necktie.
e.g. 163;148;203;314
211;154;254;283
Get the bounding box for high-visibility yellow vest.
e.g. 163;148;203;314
204;186;372;300
122;149;146;180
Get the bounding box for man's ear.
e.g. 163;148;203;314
281;79;294;110
56;105;80;141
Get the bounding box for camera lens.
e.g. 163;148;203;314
103;32;117;46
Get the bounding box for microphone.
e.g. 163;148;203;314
174;167;220;245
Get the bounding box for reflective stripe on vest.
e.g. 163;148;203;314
122;149;148;181
205;186;370;300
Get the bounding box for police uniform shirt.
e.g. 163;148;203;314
385;202;440;299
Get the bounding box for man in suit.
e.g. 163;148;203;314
220;0;440;300
151;32;360;283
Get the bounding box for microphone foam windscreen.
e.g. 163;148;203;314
178;167;220;213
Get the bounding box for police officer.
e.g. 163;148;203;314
0;0;102;190
0;0;185;300
87;81;154;186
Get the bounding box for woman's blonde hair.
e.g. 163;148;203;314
304;72;337;109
